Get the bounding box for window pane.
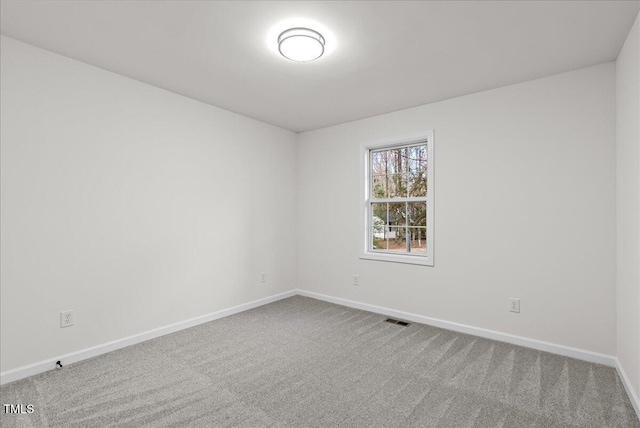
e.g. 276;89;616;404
407;144;427;174
387;173;407;198
371;236;387;250
372;147;409;198
371;202;388;225
371;226;387;250
371;202;386;251
372;174;387;198
371;151;388;198
408;202;427;227
388;202;406;227
386;147;403;175
372;151;388;175
386;226;407;252
408;144;427;197
408;227;427;253
408;170;427;197
392;147;408;197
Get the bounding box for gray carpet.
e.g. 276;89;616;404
1;296;638;427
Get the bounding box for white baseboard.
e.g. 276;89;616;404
0;288;624;392
297;290;617;368
0;290;297;385
615;357;640;419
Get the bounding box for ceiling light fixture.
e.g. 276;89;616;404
278;27;325;62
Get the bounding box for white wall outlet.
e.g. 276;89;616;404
60;310;74;328
261;272;267;283
509;298;520;313
353;275;359;286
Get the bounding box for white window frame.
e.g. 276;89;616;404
360;131;434;266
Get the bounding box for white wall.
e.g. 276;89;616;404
617;12;640;399
0;36;297;372
0;31;625;375
297;63;617;355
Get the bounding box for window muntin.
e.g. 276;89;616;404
362;134;433;266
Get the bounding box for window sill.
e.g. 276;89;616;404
360;252;433;266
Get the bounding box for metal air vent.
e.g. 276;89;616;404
384;318;411;327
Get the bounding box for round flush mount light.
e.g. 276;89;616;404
278;27;325;62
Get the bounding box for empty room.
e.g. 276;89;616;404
1;1;639;427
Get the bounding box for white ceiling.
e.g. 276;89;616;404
1;1;638;132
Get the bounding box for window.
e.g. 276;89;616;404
361;132;434;266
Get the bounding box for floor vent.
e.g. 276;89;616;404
384;318;410;327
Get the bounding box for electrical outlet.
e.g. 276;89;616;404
509;298;520;313
353;275;359;286
261;272;267;283
60;310;74;328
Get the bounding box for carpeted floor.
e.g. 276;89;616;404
1;296;638;427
